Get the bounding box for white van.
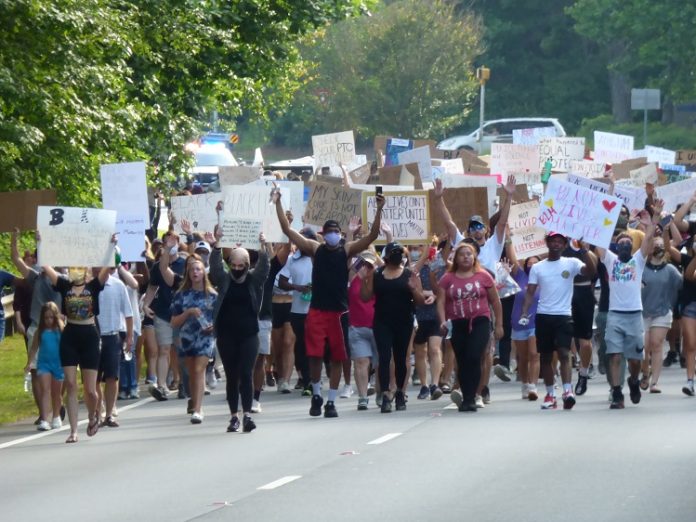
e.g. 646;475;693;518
437;117;566;155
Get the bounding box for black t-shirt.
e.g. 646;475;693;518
259;256;282;320
150;257;185;321
373;267;414;325
54;277;104;321
218;277;258;339
679;255;696;306
311;245;348;312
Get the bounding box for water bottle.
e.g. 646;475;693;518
23;372;31;393
300;283;312;302
122;343;133;362
541;157;553;184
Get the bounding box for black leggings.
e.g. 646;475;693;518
451;317;491;402
498;295;514;368
218;333;258;414
290;313;309;381
373;319;413;392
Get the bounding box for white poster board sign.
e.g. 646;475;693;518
249;179;304;231
362;191;429;244
397;145;433;183
512;127;556;145
37;207;117;267
490;144;539;180
594;131;634;164
220;185;289;248
538;137;585;172
567;174;646;212
432;158;465;175
100;161;148;261
312;130;356;168
219;166;262;186
170;192;221;235
569;159;606;178
657;177;696;213
644;145;676;165
537;177;621;249
509;201;547;259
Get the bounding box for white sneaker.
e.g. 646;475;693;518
251;399;262;413
277;380;291;394
339;384;354;398
206;371;218;389
521;383;529;399
527;385;538;401
190;412;203;424
50;417;62;430
37;420;51;431
474;395;485;408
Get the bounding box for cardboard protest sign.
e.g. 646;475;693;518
0;190;57;232
249;179;304;231
218;166;262;186
569;159;606;179
593;131;634;164
362;191;429;244
498;183;530;203
170;192;221;235
100;161;148;261
629;163;658;185
384;137;413;166
440;173;498;216
490;144;539;181
537;177;621;249
568;174;645;212
512;126;557;145
349;162;372;184
611;157;647;180
397;146;432;183
377;163;422;188
312;130;356;168
538;137;585;172
657;177;696;213
220;185;289;249
466;163;491;175
507;170;541;187
428;187;488;238
37;206;116;267
509;201;547;258
304;182;362;231
677;150;696;166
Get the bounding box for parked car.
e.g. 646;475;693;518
437;117;566;155
190;142;238;189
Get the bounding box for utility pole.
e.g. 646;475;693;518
476;66;490;142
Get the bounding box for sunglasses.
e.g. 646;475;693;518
469;223;485;232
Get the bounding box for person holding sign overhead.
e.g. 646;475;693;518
273;186;385;418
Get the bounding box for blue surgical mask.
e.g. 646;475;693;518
292;250;302;260
410;251;421;262
324;232;341;247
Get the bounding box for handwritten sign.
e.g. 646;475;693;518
657;177;696;213
567;174;646;212
37;206;117;267
537;177;621;249
569;159;606;178
629;163;658;185
512;126;556;145
100;161;148;261
507;170;541;187
509;201;547;258
677;150;696;167
170;192;221;235
304;182;362;231
220;185;289;248
643;145;676;165
594;131;634;164
362;191;429;244
249;179;304;231
312;130;356;168
0;190;57;232
538;137;585;172
490;144;539;181
349;162;371;184
218;166;262;186
397;146;432;183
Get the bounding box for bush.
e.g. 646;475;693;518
578;115;696;150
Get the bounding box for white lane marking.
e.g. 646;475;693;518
366;432;402;445
0;397;153;450
443;403;457;410
257;475;302;490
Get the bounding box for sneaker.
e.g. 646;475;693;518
575;375;588;396
310;394;324;417
37;420;51;431
588;363;596;378
521;383;529;400
429;384;443;400
243;415;257;432
34;416;41;426
301;386;312;397
266;372;277;388
357;397;369;411
474;395;485;409
663;351;677;367
527;385;538;401
251;399;262;413
417;385;430;400
682;381;695;397
627;376;641;404
339;384;354;399
458;400;477;412
376;393;383;407
203;387;211;396
177;386;186;399
324;401;338;418
440;383;452;394
149;384;168;401
190;412;203;424
206;372;218;389
394;391;406;411
610;388;625;409
493;364;511;382
380;394;392;413
450;389;463;409
129;389;140;399
227;416;241;432
144;376;156;384
562;391;576;410
541;394;557;410
367;382;376;396
481;386;491;405
50;417;62;430
117;390;128;400
278;380;291;394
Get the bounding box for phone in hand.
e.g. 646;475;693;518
376;185;383;197
660;215;673;228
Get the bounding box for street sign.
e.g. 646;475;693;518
631;89;661;110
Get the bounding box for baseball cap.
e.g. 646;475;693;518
299;227;318;241
383;242;404;257
468;215;486;228
194;241;211;253
545;231;567;241
322;219;341;232
358;251;377;266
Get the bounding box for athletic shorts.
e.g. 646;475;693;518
37;360;64;380
154;315;174;346
272;302;292;328
643;311;673;330
605;311;644;360
535;314;573;354
414;319;441;344
304;308;347;362
511;328;535;341
98;333;122;381
60;323;101;370
258;319;272;356
571;285;595;340
348;326;378;365
681;301;696;320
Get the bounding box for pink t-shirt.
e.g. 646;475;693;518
439;271;494;321
348;275;375;328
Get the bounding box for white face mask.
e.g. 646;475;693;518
169;246;178;257
324;232;341;247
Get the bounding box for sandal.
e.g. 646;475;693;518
65;433;78;444
87;414;100;437
639;375;649;391
101;416;119;428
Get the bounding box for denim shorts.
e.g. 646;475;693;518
511;328;535;341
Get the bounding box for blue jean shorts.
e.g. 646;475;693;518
511;328;535;341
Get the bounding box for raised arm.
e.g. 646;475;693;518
117;265;139;290
207;228;228;289
640;198;663;259
271;191;319;256
250;232;270;282
346;194;385;257
11;228;32;278
158;235;178;287
433;178;459;245
673;191;696;232
42;265;59;286
494;175;517;242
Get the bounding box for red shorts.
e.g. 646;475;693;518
304;308;347;362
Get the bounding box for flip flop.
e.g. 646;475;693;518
87;415;100;437
65;434;78;444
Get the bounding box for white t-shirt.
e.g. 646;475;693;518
602;249;646;312
528;257;585;315
453;229;505;274
278;254;313;314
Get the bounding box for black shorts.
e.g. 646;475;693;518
571;285;595;340
98;333;122;381
272;302;292;328
142;315;154;328
60;324;101;370
536;314;574;354
414;319;441;344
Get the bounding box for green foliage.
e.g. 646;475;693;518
0;335;37;425
578;114;696;150
270;0;483;145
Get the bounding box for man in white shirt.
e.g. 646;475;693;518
595;200;662;408
520;232;596;410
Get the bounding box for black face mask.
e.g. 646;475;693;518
231;267;247;280
617;243;632;262
653;247;665;257
617;215;629;229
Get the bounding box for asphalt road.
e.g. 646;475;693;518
1;364;695;522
